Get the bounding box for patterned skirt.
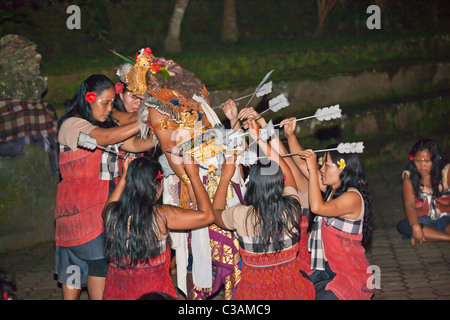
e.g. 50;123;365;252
187;224;241;300
102;246;176;300
235;244;315;300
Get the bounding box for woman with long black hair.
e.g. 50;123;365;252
296;145;374;300
54;74;154;300
102;156;214;300
212;119;315;300
397;138;450;244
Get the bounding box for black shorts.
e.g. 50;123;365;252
54;233;109;288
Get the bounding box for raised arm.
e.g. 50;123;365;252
297;149;361;220
212;156;237;230
238;107;267;129
162;155;214;231
102;155;135;219
222;99;241;130
269;118;308;193
247;119;296;190
280;118;308;179
280;118;328;193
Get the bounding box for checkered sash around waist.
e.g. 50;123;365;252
60;143;121;181
237;232;300;254
308;215;363;271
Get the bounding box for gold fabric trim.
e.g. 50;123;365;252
152;118;179;131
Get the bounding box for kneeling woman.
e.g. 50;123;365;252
212;119;315;300
397;139;450;244
298;147;374;300
102;156;214;300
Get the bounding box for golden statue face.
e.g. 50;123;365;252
125;52;155;95
125;66;147;94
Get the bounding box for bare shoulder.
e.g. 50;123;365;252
335;190;363;220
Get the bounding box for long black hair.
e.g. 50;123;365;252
58;74;117;129
323;147;373;248
407;138;447;198
244;161;302;253
103;157;165;269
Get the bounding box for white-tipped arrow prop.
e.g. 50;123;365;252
229;69;275;128
274;104;342;128
212;124;227;146
253;70;274;98
315;104;342;121
281;142;365;157
256;81;273;97
225;130;245;148
78;132;98;150
238;150;261;167
317;142;365;154
267;93;290;113
236;93;290;132
235;119;276;142
240;69;275;114
232;103;341;151
213;81;273;110
259;119;276;142
78;132;126;158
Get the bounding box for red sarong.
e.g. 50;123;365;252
321;221;374;300
235;244;315;300
103;247;177;300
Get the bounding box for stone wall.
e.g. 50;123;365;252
209;62;450;122
209;61;449;155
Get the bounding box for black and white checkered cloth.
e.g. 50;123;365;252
60;143;121;181
418;190;450;220
308;215;363;271
237;233;300;254
99;143;121;181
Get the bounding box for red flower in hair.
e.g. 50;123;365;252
156;170;163;180
85;92;97;103
150;62;162;74
409;154;414;161
115;82;124;94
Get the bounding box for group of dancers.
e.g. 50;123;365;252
53;46;449;301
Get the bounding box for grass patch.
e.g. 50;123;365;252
42;32;450;84
40;32;449;111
